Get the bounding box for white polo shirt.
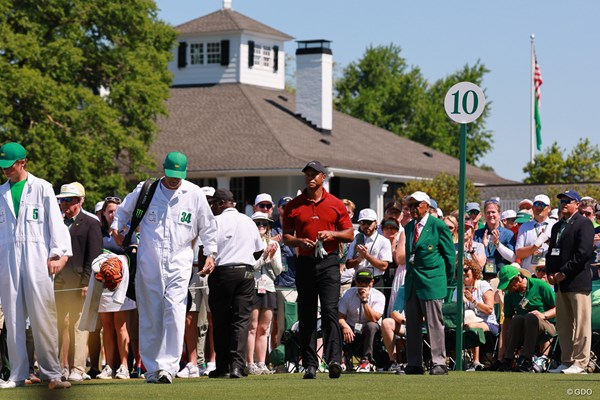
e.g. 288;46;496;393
347;231;393;277
516;217;556;273
338;287;385;326
215;207;264;266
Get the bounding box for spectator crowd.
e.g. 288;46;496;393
0;142;599;390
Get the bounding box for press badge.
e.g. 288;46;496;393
354;322;363;333
409;254;415;264
147;209;157;223
519;297;529;309
484;259;496;274
531;249;545;265
257;277;268;294
551;248;560;256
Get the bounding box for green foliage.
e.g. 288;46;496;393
398;173;480;214
523;139;600;184
335;44;493;164
0;0;176;205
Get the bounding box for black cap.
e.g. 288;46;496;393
302;160;327;174
211;189;235;202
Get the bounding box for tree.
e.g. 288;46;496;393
335;44;493;164
523;139;600;184
398;173;480;214
0;0;176;204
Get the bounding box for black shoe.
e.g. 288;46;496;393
303;366;317;379
429;365;448;375
496;359;514;372
208;369;229;378
230;368;246;379
516;359;534;373
404;365;425;375
328;362;342;379
87;368;101;379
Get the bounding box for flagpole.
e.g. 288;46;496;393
530;34;535;164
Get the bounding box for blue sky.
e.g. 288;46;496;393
155;0;599;182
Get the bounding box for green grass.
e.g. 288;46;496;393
0;372;597;400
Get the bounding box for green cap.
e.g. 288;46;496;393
0;142;27;168
497;264;520;291
515;210;533;224
163;151;187;179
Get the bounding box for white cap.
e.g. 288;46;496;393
95;201;105;213
549;208;559;220
357;208;377;222
500;210;517;220
251;211;273;222
201;186;216;198
580;196;594;202
56;182;85;198
518;199;533;207
254;193;273;206
533;194;550;206
407;191;431;206
436;208;443;218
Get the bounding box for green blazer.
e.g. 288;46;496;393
404;215;456;301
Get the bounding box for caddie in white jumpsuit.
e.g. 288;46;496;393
0;142;72;389
111;151;217;384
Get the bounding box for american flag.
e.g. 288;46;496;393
534;54;543;105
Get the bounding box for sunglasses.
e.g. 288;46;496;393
581;211;593;217
105;196;122;204
59;197;78;204
468;210;480;216
359;220;375;225
536;268;546;273
463;268;469;273
355;278;372;285
559;199;574;205
255;221;269;227
533;201;547;208
256;203;273;210
446;225;456;231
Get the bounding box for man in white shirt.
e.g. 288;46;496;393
338;268;385;372
516;194;556;274
346;209;393;288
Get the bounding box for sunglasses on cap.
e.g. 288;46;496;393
533;201;547;208
256;203;273;210
255;220;269;227
484;199;499;205
104;196;122;204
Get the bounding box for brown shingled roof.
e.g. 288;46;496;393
175;9;293;40
153;83;513;185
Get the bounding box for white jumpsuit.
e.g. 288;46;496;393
0;173;72;382
112;179;217;376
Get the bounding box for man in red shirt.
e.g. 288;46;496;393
283;161;354;379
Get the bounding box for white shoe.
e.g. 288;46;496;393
0;380;25;389
355;359;375;372
246;363;261;375
97;365;113;380
257;362;273;375
115;365;130;380
61;367;69;381
548;363;570;373
176;362;199;378
48;379;71;390
157;370;173;384
205;362;216;375
68;369;85;382
561;365;587;374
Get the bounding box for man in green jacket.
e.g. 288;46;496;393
403;191;456;375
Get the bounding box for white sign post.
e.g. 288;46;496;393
444;81;486;371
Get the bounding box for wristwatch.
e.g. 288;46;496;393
361;300;368;304
209;252;217;259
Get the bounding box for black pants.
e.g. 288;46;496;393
208;267;254;372
296;254;342;368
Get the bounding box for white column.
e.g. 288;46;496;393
323;171;334;192
369;178;388;220
216;176;230;190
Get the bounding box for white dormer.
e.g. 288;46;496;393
169;6;293;89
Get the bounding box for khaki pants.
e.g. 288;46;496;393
56;291;88;373
555;290;592;368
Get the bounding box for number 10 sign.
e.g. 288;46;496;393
444;82;486;123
